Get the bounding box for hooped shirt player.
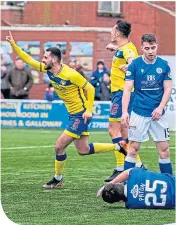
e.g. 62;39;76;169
10;41;93;139
110;42;138;121
125;55;172;142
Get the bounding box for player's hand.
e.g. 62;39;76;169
6;31;14;43
119;64;128;72
121;112;130;126
151;107;163;120
82;110;92;124
106;43;118;52
97;185;105;197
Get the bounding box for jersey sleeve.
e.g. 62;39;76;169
10;41;46;72
69;70;88;88
125;61;136;81
123;48;137;62
164;63;172;81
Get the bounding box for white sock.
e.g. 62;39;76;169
136;161;142;168
54;175;63;181
115;166;124;171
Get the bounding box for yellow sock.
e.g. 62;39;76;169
136;154;141;163
93;143;115;153
55;154;67;175
115;152;141;167
114;151;125;167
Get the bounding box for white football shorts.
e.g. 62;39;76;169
128;111;170;142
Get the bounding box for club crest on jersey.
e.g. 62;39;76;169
141;69;144;73
60;80;66;85
126;71;131;76
131;185;139;198
156;68;162;74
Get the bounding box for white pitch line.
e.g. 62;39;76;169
1;145;175;150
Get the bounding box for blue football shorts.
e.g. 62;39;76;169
64;110;91;138
109;90;135;122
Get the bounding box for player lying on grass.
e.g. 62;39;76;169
6;31;127;189
97;168;175;209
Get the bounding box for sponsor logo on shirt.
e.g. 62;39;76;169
131;183;146;201
131;184;139;198
60;80;66;85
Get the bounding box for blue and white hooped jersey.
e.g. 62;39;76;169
126;56;172;117
125;168;175;209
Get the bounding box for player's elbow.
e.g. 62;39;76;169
85;83;95;94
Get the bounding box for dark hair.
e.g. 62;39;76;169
97;59;105;66
102;183;127;204
46;47;62;62
141;34;157;44
116;20;131;38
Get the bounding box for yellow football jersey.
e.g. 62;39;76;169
10;41;90;114
48;65;88;114
110;42;138;92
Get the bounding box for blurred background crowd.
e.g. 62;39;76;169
1;54;111;101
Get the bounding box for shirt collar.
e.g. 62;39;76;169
142;55;157;64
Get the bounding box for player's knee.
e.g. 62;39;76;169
55;144;64;154
158;143;170;158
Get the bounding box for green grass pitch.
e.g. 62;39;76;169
1;129;175;225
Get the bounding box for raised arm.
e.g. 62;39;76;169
6;31;46;73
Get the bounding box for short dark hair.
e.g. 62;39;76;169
116;20;131;38
46;47;62;62
102;183;127;204
141;34;157;44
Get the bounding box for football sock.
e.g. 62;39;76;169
112;137;142;170
112;137;125;170
159;158;173;174
54;153;67;179
136;161;142;167
86;143;117;154
124;156;136;170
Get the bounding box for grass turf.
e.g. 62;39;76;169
1;128;175;225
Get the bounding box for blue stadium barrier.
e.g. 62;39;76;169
0;99;111;130
1;97;175;130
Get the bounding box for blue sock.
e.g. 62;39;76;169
124;156;136;170
159;158;173;174
88;143;95;154
112;137;123;144
79;143;95;155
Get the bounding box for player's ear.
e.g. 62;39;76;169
53;57;57;63
116;31;120;37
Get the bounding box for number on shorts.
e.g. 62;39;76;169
164;128;170;138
